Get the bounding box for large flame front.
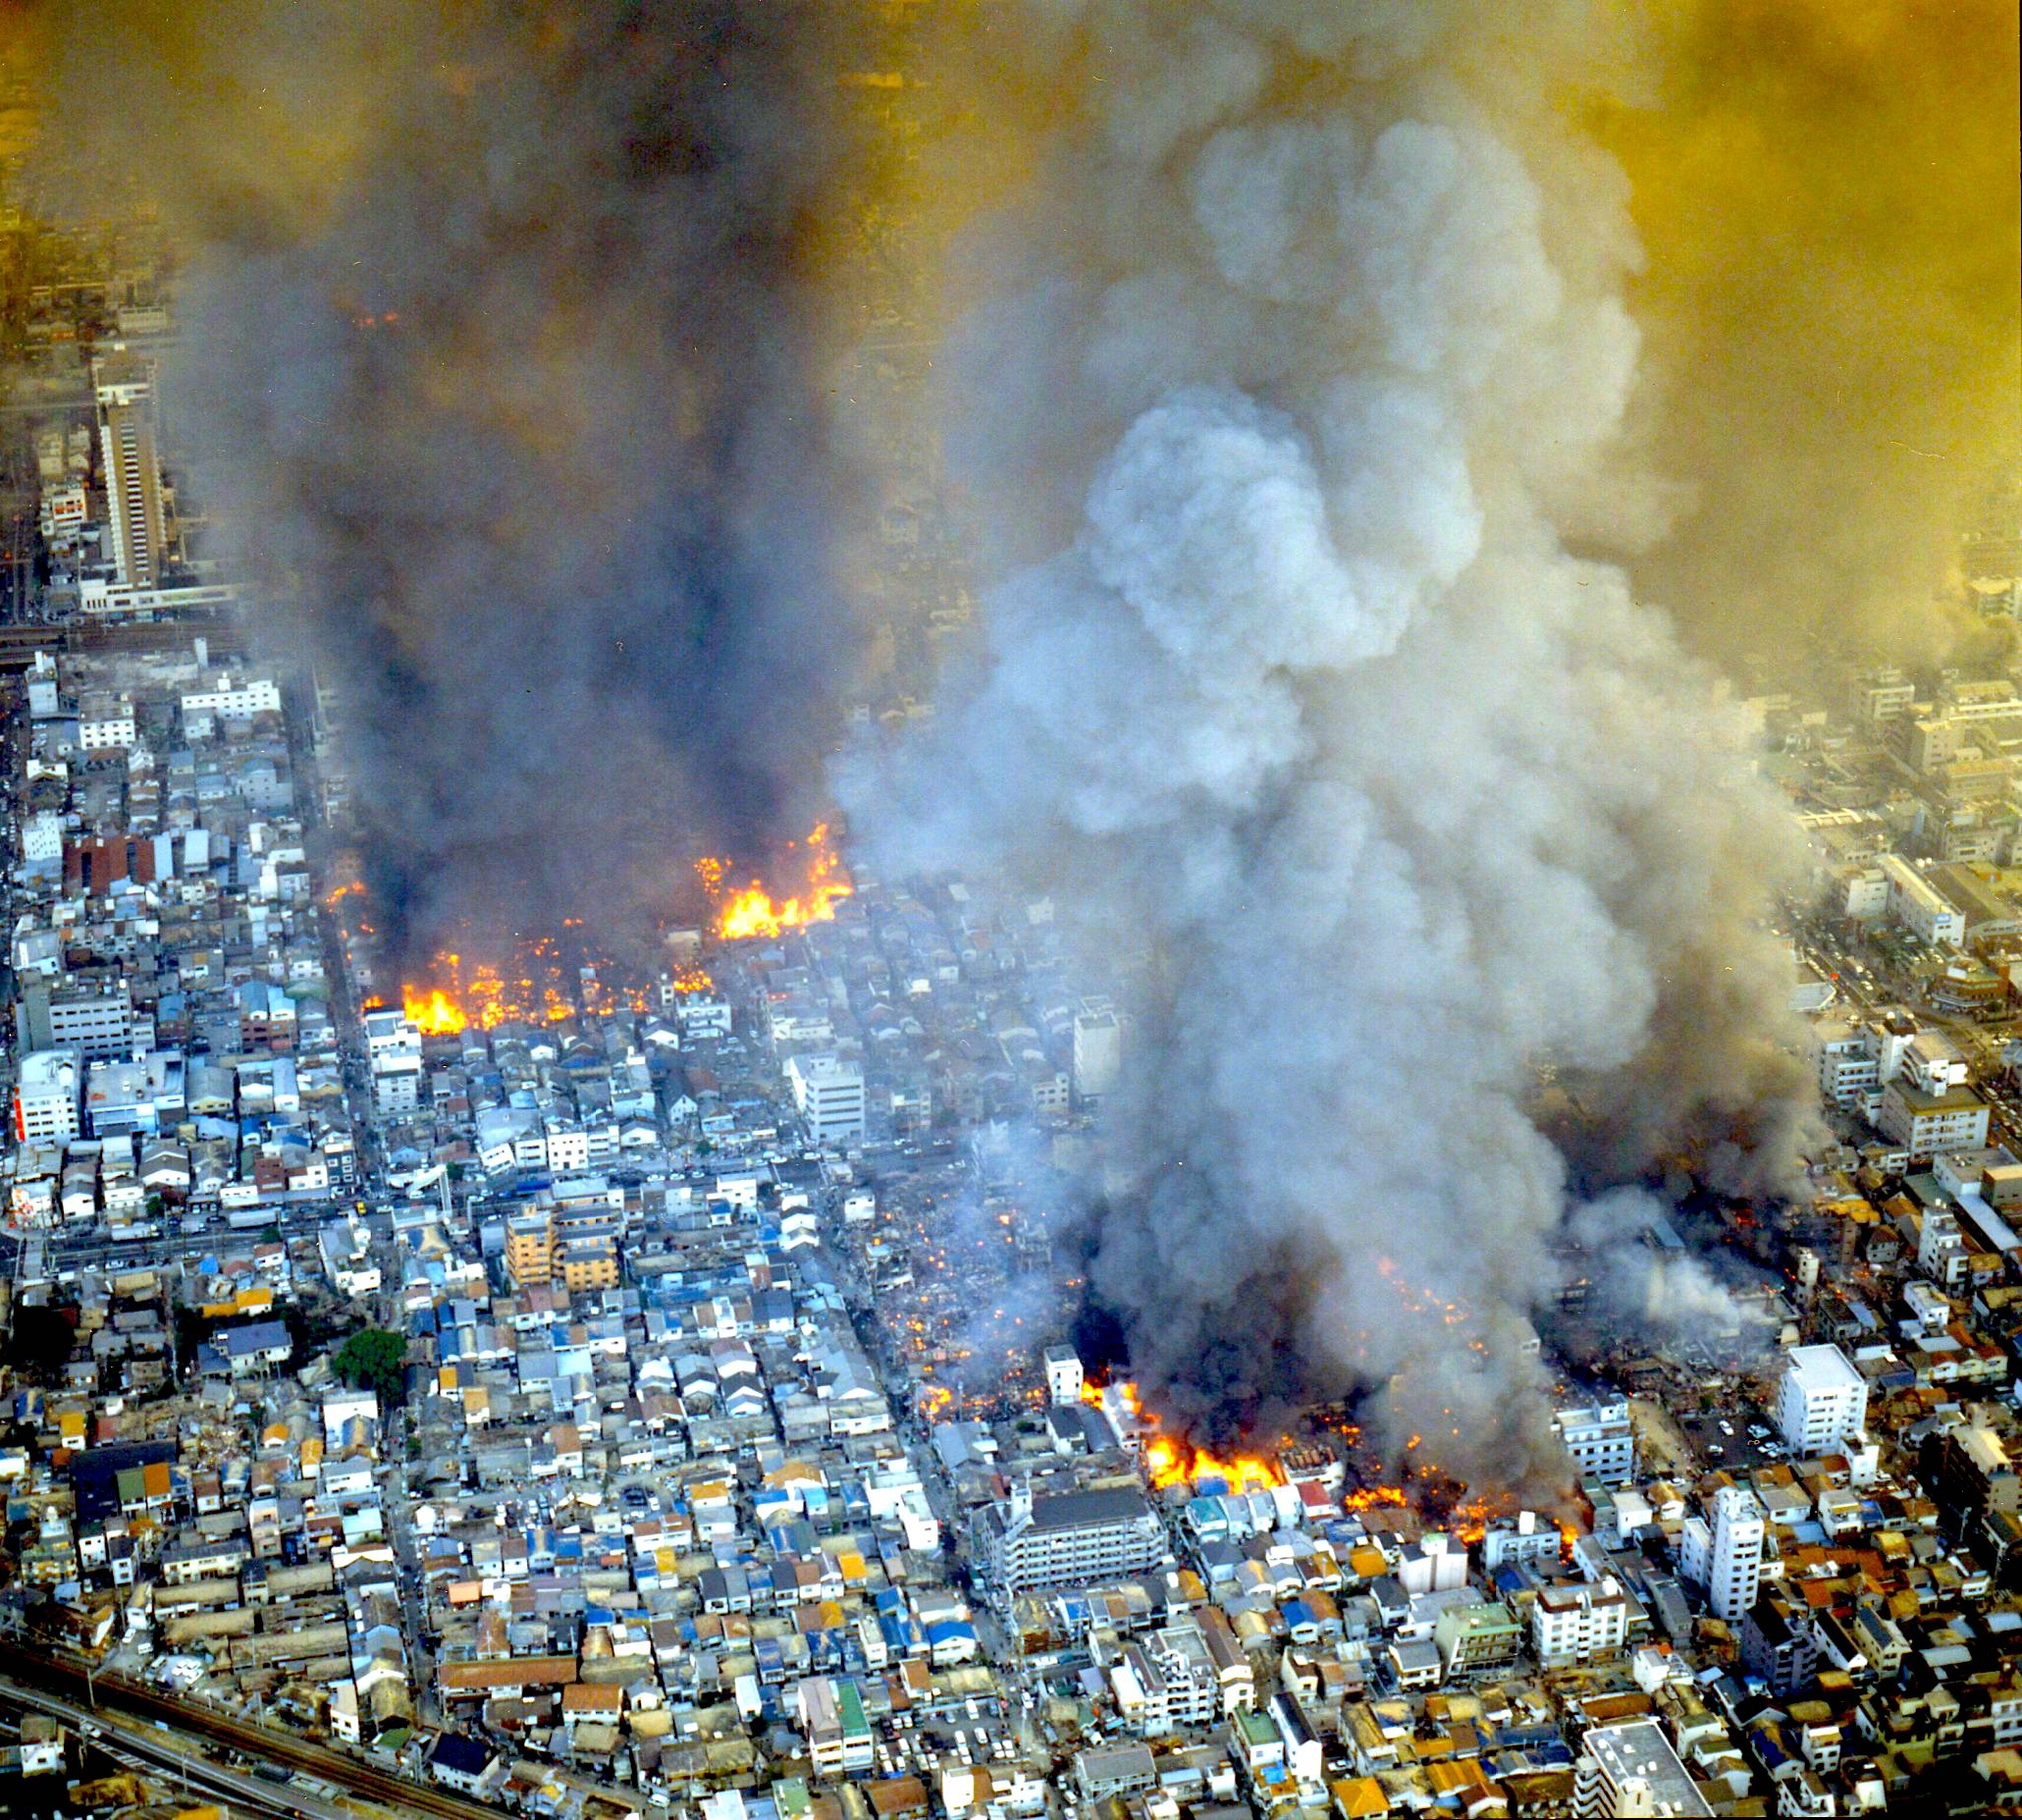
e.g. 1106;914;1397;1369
699;823;853;942
404;986;466;1036
1083;1378;1285;1492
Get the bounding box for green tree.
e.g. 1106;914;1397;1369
332;1328;408;1404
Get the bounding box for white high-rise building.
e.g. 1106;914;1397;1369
95;354;167;588
1776;1345;1869;1458
786;1053;866;1146
1553;1400;1636;1485
1707;1484;1765;1624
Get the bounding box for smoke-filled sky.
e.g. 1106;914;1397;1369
25;0;2016;1481
844;0;1959;1486
1607;0;2021;651
42;0;881;962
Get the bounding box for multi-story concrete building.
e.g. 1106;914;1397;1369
14;1050;80;1144
786;1052;866;1146
77;691;135;750
975;1483;1166;1599
1553;1400;1636;1485
798;1676;874;1776
1707;1484;1765;1625
1776;1345;1869;1458
180;672;282;731
1532;1579;1630;1668
17;985;135;1063
1917;1206;1973;1290
1072;1001;1122;1100
1879;853;1967;947
95;354;167;588
1573;1718;1713;1818
506;1210;556;1289
1740;1588;1821;1697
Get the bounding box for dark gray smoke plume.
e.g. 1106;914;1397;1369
64;0;870;959
846;1;1818;1486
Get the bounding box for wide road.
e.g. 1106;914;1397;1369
0;1640;506;1820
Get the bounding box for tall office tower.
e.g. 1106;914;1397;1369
95;354;167;587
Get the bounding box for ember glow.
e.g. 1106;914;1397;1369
396;936;642;1036
699;823;854;942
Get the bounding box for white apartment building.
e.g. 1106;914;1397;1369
1573;1719;1714;1818
1707;1485;1765;1624
181;672;282;723
1917;1205;1972;1290
363;1008;423;1067
14;1050;80;1144
1776;1345;1869;1458
1044;1345;1085;1407
1879;1078;1991;1162
786;1053;866;1146
78;692;135;750
1814;1012;1961;1120
1553;1400;1636;1485
1878;853;1967;947
1532;1579;1630;1668
978;1484;1167;1598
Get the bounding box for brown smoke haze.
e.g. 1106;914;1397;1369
32;1;885;961
14;0;2015;1491
1601;0;2020;654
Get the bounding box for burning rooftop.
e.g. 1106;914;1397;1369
698;822;853;943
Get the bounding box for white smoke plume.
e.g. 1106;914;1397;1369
1569;1187;1777;1345
845;1;1815;1486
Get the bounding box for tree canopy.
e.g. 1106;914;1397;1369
333;1327;408;1403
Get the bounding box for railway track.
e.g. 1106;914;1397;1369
0;1639;505;1820
0;615;248;669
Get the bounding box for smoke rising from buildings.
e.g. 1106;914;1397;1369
1567;1188;1776;1348
56;1;871;962
847;0;1828;1485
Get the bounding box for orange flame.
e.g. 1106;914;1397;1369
1085;1379;1283;1491
699;823;853;942
1144;1434;1285;1491
404;986;466;1036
